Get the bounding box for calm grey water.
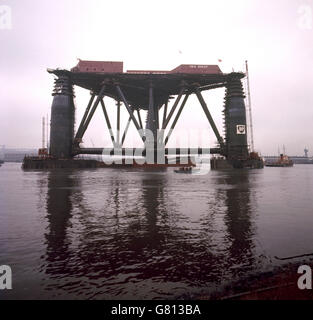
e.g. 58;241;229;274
1;163;313;299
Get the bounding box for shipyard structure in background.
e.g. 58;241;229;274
23;60;264;169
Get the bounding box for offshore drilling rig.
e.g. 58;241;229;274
23;60;263;169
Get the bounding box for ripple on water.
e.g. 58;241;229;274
1;164;313;299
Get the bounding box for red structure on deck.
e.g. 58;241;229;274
71;59;222;75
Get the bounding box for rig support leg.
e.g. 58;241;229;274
223;76;249;163
146;82;158;137
49;75;75;158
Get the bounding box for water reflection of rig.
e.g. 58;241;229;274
23;60;264;170
42;168;260;298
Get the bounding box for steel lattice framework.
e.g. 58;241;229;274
48;64;248;164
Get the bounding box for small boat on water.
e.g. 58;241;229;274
174;167;195;174
265;154;294;167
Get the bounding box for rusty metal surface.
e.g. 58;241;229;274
71;60;123;73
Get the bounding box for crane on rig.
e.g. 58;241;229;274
245;60;254;152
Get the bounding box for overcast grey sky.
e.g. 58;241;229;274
1;0;312;155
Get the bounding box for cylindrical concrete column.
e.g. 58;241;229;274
223;75;249;161
49;75;75;158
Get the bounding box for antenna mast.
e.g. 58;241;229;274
46;114;49;149
245;60;254;152
42;117;45;149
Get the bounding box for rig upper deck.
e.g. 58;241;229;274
48;61;245;109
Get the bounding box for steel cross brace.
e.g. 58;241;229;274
194;88;225;148
100;99;116;147
75;85;107;141
164;93;189;145
116;85;145;143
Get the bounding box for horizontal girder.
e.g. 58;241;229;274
48;69;244;110
74;147;221;156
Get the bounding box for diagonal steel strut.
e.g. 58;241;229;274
164;94;189;145
116;85;145;143
137;109;143;129
121;116;132;146
195;88;224;148
162;100;168;129
76;85;106;140
162;87;185;129
116;101;121;145
75;92;96;141
100;99;116;147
